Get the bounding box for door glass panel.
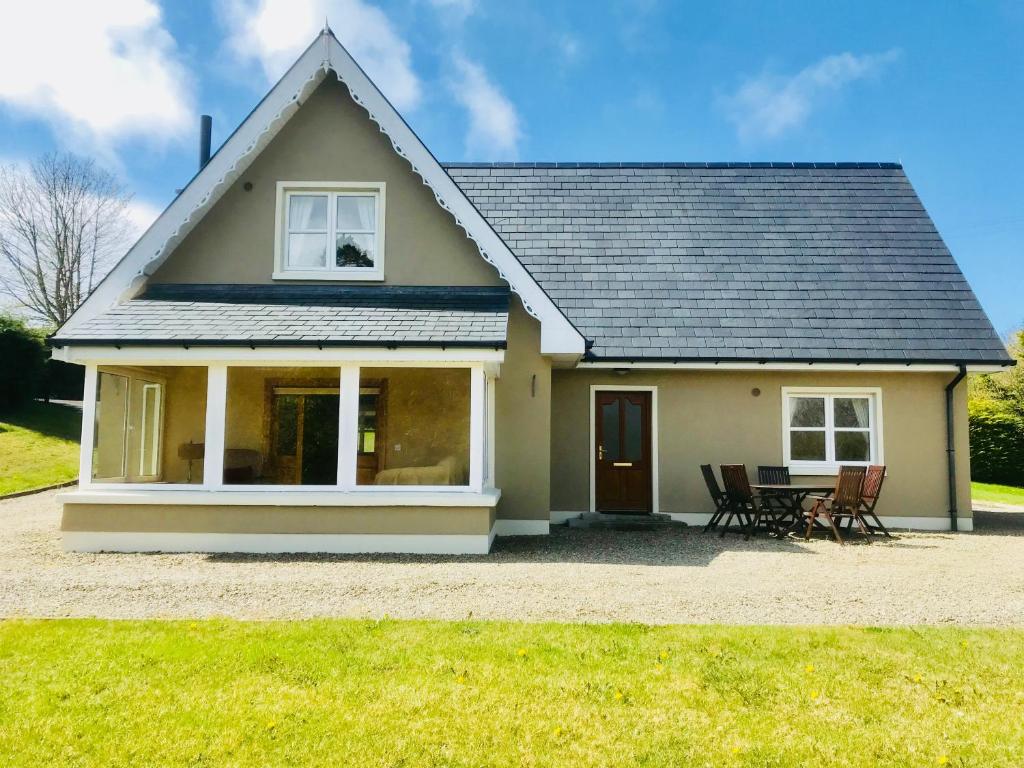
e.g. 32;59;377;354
835;431;871;461
600;400;620;461
301;394;340;484
93;372;128;480
139;383;162;477
790;430;826;461
276;395;299;456
834;397;870;428
790;397;825;427
624;398;643;461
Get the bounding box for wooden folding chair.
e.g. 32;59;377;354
720;464;781;540
757;465;792;485
805;466;866;544
855;465;891;537
700;464;730;533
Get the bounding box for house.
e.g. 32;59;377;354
51;29;1012;555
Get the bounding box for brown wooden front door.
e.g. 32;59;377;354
594;390;653;514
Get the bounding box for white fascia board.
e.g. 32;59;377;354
58;31;585;357
52;345;505;366
577;361;1002;373
319;35;584;356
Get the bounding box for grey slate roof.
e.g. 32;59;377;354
446;162;1011;363
52;285;509;348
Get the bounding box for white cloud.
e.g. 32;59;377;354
0;0;192;153
721;50;901;141
124;199;163;239
449;56;521;160
219;0;422;111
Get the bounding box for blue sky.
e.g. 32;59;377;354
0;0;1020;334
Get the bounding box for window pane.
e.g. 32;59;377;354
335;233;375;268
288;194;327;230
94;366;207;484
336;195;375;230
836;431;871;462
287;233;327;267
624;398;643;461
358;368;470;486
790;430;826;461
790;397;825;428
834;397;870;428
601;400;620;461
223;367;340;486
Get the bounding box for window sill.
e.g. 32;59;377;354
272;269;384;282
59;487;500;507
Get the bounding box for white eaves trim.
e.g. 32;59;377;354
578;361;1006;373
51;345;505;366
59;31;585;357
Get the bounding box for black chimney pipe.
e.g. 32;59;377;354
199;114;212;170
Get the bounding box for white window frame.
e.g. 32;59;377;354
781;386;883;475
78;360;496;499
273;181;386;281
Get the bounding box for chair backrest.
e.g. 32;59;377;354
861;465;886;510
720;464;753;503
700;464;725;501
757;465;791;485
834;466;866;507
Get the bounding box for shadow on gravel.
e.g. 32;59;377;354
198;525;912;568
974;510;1024;535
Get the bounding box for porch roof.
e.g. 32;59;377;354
51;284;509;348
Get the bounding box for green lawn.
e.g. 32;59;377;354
0;401;81;495
972;481;1024;507
1;620;1022;766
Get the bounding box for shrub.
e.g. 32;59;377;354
0;314;45;413
969;399;1024;486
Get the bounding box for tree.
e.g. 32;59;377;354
970;328;1024;419
0;313;45;413
0;153;132;326
969;326;1024;486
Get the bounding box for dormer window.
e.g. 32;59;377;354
274;182;385;280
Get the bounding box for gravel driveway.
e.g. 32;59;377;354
2;490;1023;626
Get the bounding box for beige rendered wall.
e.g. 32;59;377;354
150;77;502;288
493;298;551;521
550;369;972;521
62;504;495;535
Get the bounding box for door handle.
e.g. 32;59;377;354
598;444;604;460
613;462;633;467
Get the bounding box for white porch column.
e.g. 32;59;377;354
78;364;98;487
203;364;227;489
485;373;496;488
337;365;360;489
469;365;485;492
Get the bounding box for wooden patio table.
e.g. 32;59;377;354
751;483;834;533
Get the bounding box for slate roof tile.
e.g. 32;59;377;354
447;163;1009;363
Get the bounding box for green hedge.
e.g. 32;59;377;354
0;314;45;413
969;401;1024;486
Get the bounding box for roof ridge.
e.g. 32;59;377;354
443;161;903;170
